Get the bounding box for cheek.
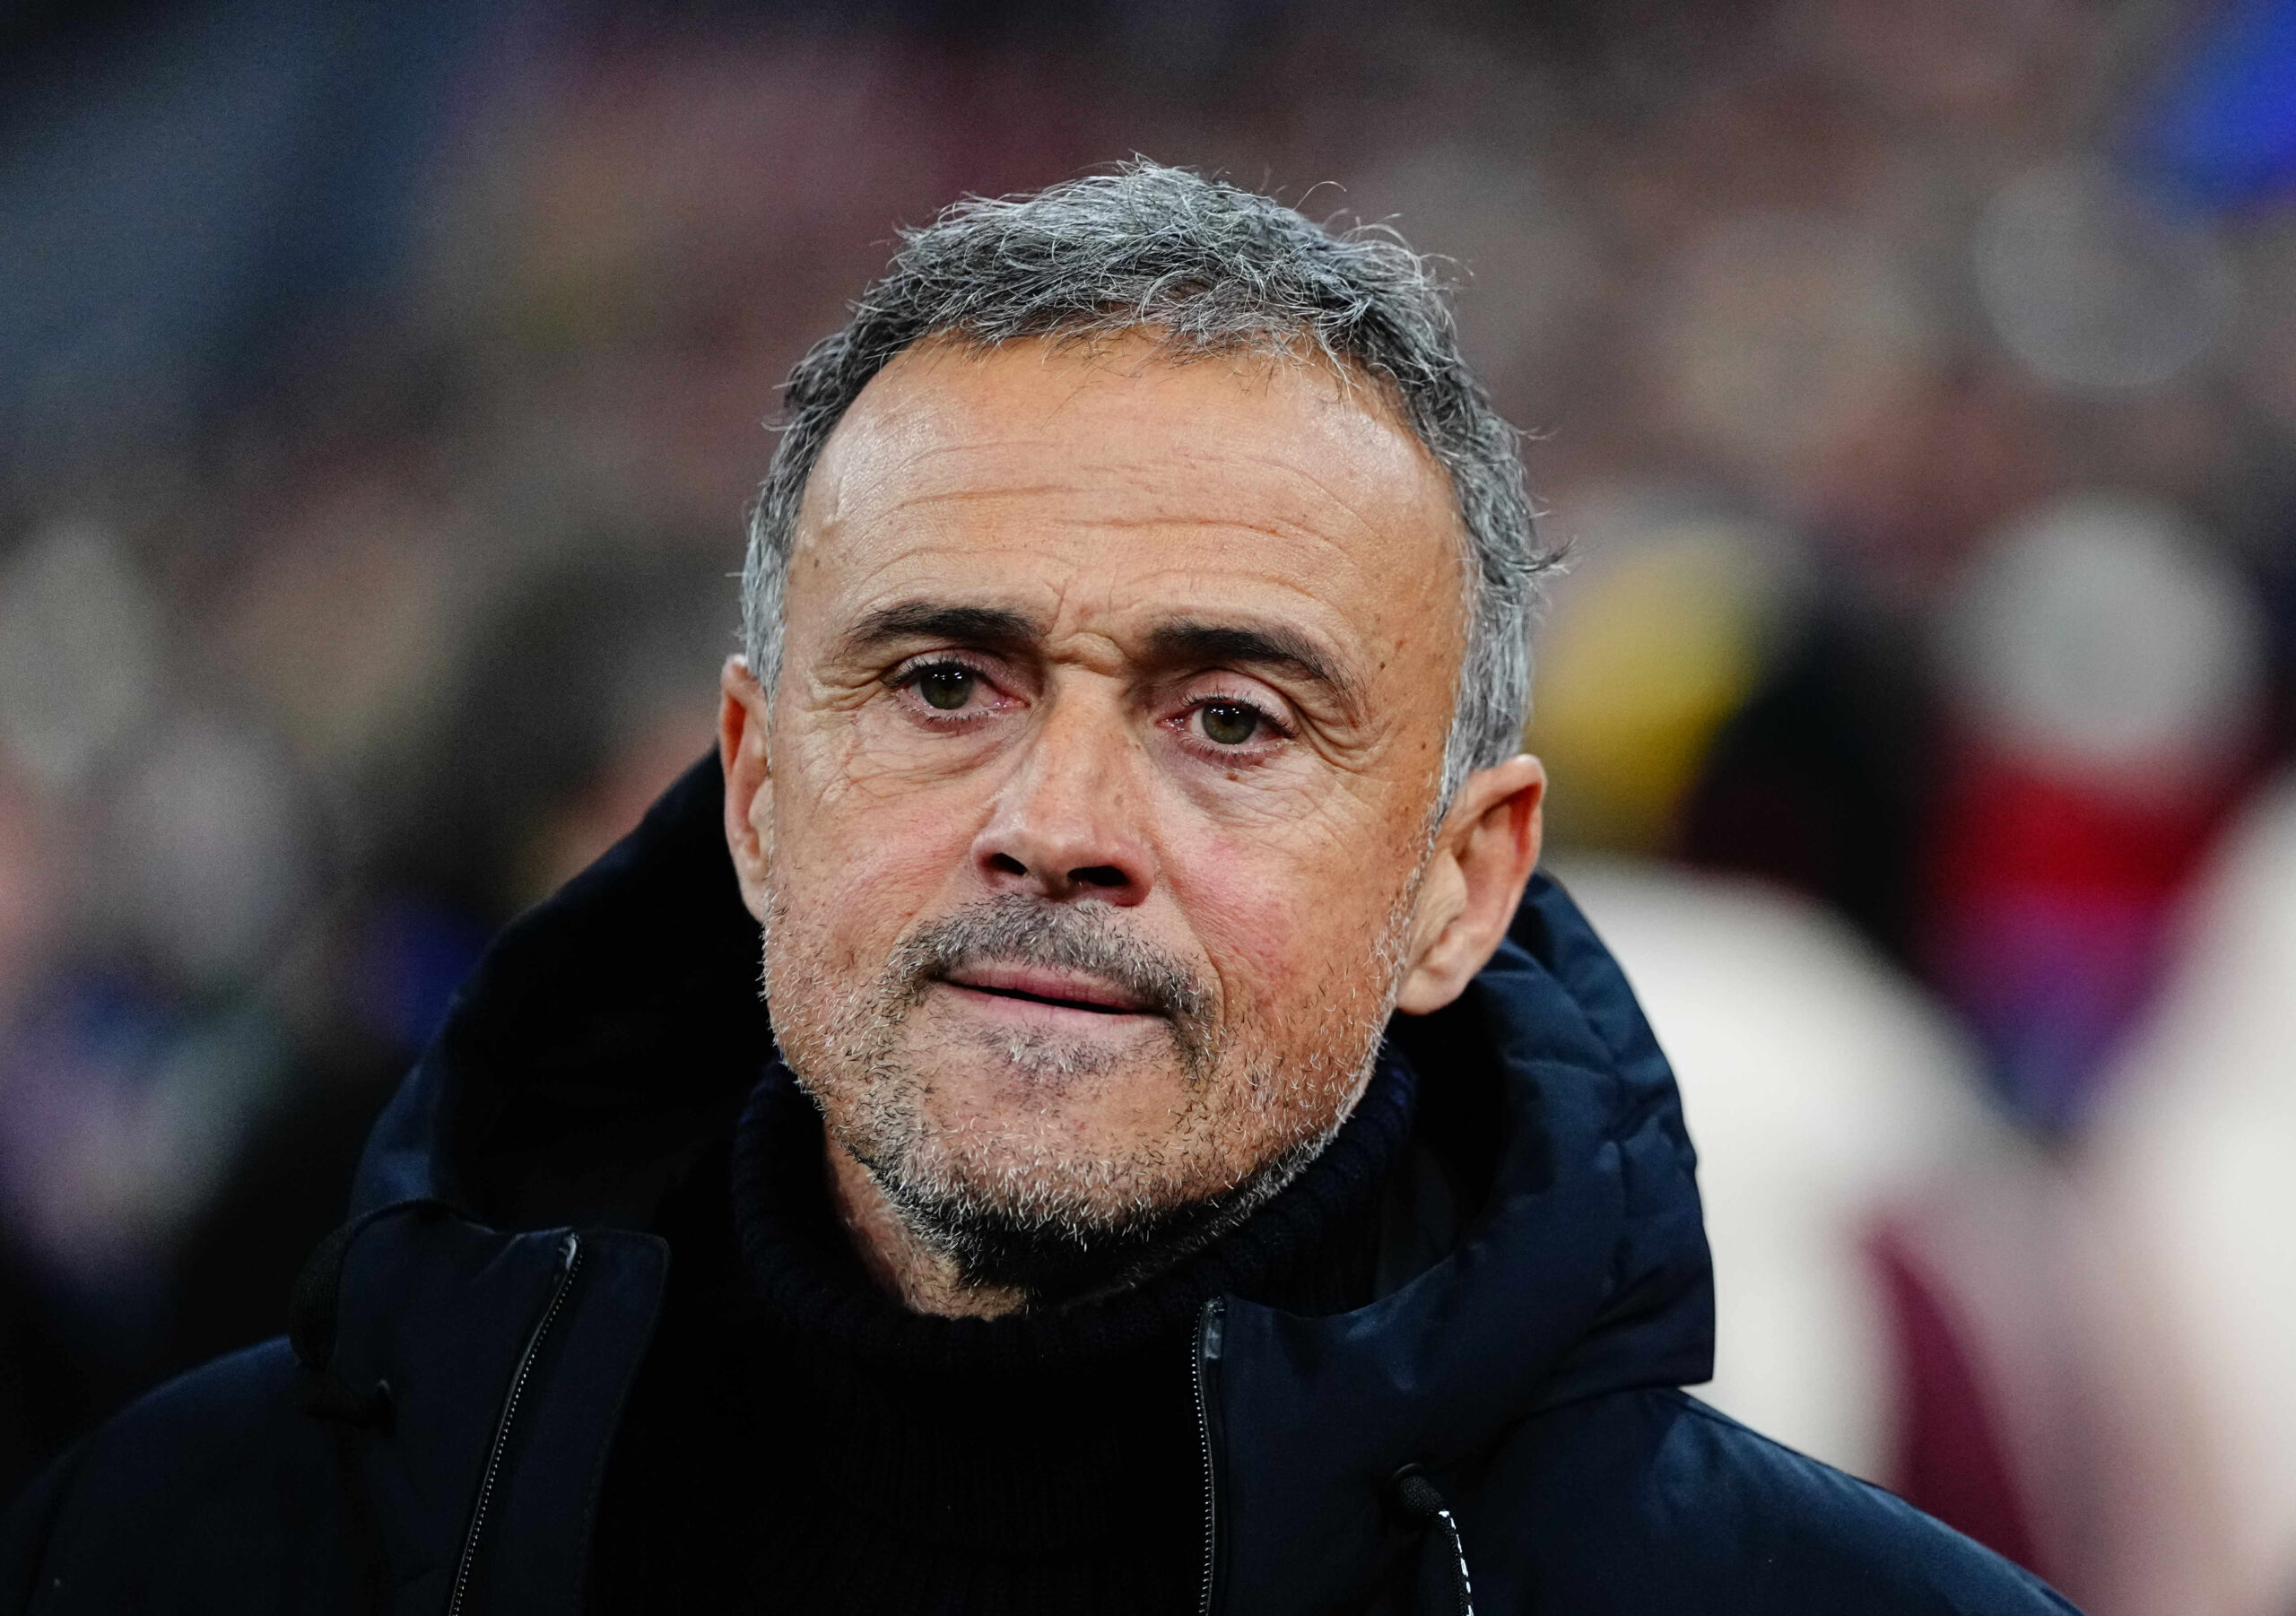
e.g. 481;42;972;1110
768;751;984;955
1174;818;1417;1026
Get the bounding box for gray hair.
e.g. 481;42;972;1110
742;161;1556;807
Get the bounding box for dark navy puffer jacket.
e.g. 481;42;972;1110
0;757;2079;1615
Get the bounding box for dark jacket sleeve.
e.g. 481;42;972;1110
1467;1389;2083;1614
0;1340;358;1616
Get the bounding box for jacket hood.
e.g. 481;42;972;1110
354;755;772;1227
351;752;1714;1605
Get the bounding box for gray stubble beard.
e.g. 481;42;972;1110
762;876;1420;1304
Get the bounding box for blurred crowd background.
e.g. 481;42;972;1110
4;0;2295;1609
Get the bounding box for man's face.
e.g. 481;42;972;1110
735;334;1471;1286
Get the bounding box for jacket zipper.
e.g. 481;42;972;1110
446;1231;582;1616
1192;1296;1226;1616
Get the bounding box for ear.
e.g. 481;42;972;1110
1395;754;1545;1015
719;656;775;923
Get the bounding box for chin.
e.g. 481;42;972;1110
877;1116;1234;1253
913;1040;1202;1147
862;1090;1316;1302
909;995;1178;1089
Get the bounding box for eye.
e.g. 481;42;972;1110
915;665;978;711
1197;700;1263;746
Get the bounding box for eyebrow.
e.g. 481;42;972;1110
831;602;1043;662
1144;618;1362;712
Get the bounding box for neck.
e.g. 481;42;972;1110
822;1142;1027;1318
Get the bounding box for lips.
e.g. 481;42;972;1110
939;960;1154;1016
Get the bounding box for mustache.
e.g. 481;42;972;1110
887;895;1213;1034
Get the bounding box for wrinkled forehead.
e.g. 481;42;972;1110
785;332;1467;671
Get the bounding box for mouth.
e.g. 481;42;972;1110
937;961;1156;1018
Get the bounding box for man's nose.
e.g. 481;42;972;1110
970;699;1156;905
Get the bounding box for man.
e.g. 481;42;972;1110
3;165;2074;1614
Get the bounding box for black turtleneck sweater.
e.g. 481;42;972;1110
586;1053;1418;1616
